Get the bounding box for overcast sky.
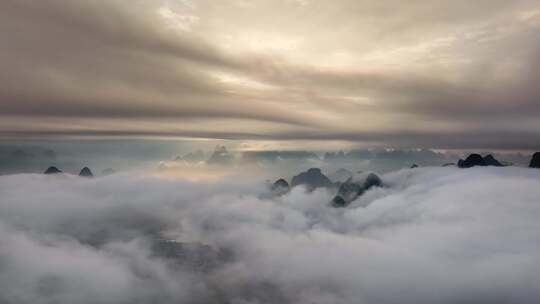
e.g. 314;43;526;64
1;0;540;149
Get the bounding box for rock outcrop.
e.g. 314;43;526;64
530;152;540;168
79;167;94;177
483;154;503;167
364;173;383;189
458;153;504;168
458;154;485;168
271;178;290;196
331;173;383;208
458;154;504;168
291;168;333;191
335;178;363;203
331;195;348;208
44;166;62;174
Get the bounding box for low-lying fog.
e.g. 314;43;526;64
1;140;534;180
1;164;540;303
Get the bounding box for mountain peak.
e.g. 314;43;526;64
530;152;540;168
458;154;503;168
44;166;62;174
79;167;94;177
291;168;332;191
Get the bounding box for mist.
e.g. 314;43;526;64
1;166;539;303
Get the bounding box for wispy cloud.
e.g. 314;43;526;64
1;0;540;148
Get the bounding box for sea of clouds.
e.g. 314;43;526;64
1;166;540;304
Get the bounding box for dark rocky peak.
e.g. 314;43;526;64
364;173;383;189
331;195;348;208
271;178;290;196
458;154;504;168
272;178;289;190
330;173;383;208
79;167;94;177
458;154;486;168
335;178;363;203
410;164;419;168
291;168;333;191
483;154;503;167
44;166;62;174
530;152;540;168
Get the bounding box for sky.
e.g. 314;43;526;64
1;0;540;149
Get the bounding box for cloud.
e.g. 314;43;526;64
0;0;313;129
1;0;540;148
0;167;540;303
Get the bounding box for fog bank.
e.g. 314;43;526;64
1;167;540;303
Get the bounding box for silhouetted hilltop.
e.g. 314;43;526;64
332;178;363;207
530;152;540;168
44;166;62;174
271;178;290;196
458;154;503;168
331;173;383;208
483;154;503;167
79;167;93;177
291;168;333;191
331;195;348;208
364;173;383;189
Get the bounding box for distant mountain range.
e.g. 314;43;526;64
172;147;535;169
268;152;540;208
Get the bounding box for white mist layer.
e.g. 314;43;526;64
0;167;540;303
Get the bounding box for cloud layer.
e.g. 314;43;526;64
1;167;540;303
1;0;540;148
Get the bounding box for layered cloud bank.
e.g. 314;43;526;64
2;0;540;148
1;167;540;303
